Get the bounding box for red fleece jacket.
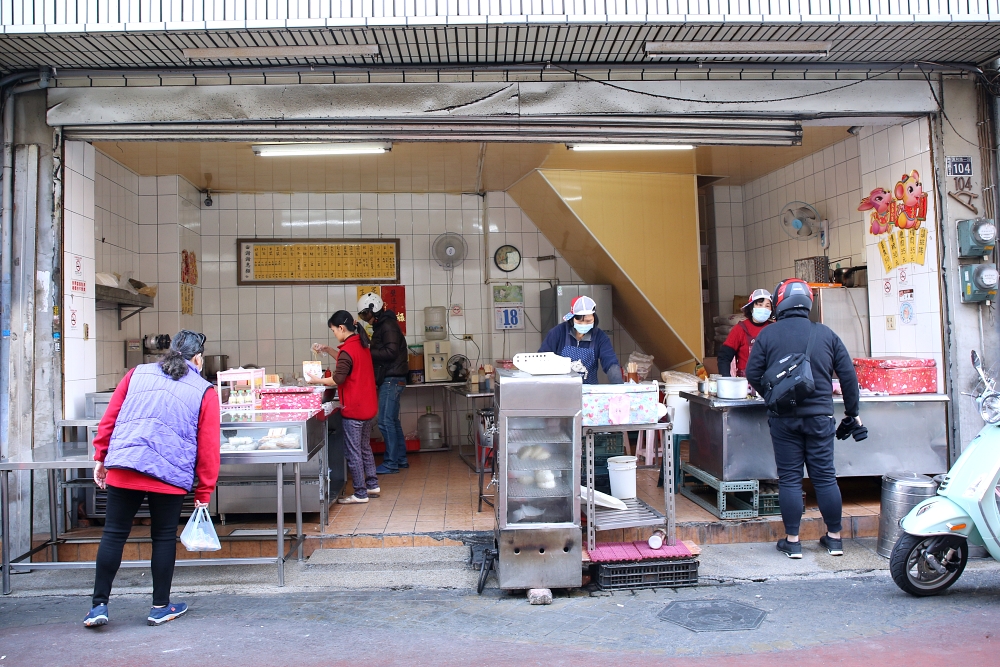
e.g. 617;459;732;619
93;368;221;504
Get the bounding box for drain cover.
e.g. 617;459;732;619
658;600;767;632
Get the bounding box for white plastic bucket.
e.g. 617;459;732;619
607;455;638;500
663;382;697;433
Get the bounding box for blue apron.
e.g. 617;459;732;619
561;342;598;385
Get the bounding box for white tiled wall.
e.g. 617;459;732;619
742;134;866;291
135;175;203;346
82;148;653;434
859;119;943;388
708;120;943;390
63;141;98;417
709;186;749;317
94;151;140;390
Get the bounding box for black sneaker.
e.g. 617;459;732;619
777;538;803;559
820;535;844;556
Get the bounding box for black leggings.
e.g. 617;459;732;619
92;486;185;607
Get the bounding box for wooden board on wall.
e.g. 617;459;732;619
237;238;400;285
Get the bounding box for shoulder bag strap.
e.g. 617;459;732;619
804;322;819;357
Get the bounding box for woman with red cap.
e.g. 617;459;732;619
718;288;774;378
538;295;624;384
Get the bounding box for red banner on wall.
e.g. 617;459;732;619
380;285;406;335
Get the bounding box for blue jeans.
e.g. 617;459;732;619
378;376;407;470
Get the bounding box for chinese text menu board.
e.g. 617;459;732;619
238;238;400;285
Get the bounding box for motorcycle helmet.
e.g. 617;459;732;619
357;292;384;316
773;278;814;315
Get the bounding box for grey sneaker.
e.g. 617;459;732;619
777;538;803;559
820;534;844;556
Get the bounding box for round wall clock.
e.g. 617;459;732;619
494;244;521;272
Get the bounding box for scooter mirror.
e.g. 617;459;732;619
972;350;981;370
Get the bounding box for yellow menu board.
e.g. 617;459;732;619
238;238;400;285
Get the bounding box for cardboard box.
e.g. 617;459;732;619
853;357;937;395
582;382;660;426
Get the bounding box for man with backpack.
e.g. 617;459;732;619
745;278;865;559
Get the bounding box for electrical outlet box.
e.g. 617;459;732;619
886;315;896;331
961;263;999;303
957;218;996;258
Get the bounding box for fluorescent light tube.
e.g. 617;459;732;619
567;144;694;152
645;41;831;59
252;143;391;157
183;44;380;60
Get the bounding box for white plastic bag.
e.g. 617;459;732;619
180;506;221;552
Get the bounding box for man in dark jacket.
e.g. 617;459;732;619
745;278;862;559
358;292;409;474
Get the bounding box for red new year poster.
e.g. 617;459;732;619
381;285;406;335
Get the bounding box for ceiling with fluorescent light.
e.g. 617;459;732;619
93;127;850;194
3;22;1000;72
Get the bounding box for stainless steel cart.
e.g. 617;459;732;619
1;409;327;595
582;422;674;552
491;369;583;590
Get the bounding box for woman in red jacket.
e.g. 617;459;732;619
311;311;381;504
85;330;220;629
718;289;774;378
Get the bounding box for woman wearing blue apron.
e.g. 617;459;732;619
538;295;624;384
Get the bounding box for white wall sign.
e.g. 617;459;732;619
495;306;524;330
73;255;83;278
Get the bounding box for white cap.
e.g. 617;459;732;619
741;289;773;316
357;292;384;314
563;295;597;321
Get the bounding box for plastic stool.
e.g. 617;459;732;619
635;429;664;466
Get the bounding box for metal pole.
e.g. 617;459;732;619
2;471;11;594
276;463;284;586
294;462;302;562
47;469;58;563
586;430;595;553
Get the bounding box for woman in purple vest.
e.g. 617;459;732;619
84;330;221;628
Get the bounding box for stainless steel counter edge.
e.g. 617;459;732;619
680;391;950;409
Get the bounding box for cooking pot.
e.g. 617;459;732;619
716;376;749;400
833;265;868;288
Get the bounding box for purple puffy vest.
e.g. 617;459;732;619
106;360;211;491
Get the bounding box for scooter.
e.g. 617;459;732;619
890;350;1000;596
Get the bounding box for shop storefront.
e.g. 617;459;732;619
2;3;1000;591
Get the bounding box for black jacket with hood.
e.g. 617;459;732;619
744;309;860;418
369;309;409;385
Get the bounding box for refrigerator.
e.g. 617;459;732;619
809;287;871;359
540;284;613;335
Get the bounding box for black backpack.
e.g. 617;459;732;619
760;324;817;415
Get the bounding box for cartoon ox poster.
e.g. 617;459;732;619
858;170;929;273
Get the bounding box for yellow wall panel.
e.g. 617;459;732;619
509;169;703;370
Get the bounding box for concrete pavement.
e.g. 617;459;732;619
1;538;998;666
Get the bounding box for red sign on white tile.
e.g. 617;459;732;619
71;279;87;294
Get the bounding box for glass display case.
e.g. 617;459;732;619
216;410;331;522
494;369;582;590
504;416;576;526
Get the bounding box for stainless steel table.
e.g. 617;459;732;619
583;422;674;552
1;410;327;595
683;391;950;481
447;383;495;472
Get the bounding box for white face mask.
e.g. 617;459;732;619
574;322;594;334
752;308;771;323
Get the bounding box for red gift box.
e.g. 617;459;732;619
260;386;326;411
853;357;937;395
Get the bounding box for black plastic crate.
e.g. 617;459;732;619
582;472;612;495
596;558;699;590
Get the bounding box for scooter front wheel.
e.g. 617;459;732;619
890;533;968;597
